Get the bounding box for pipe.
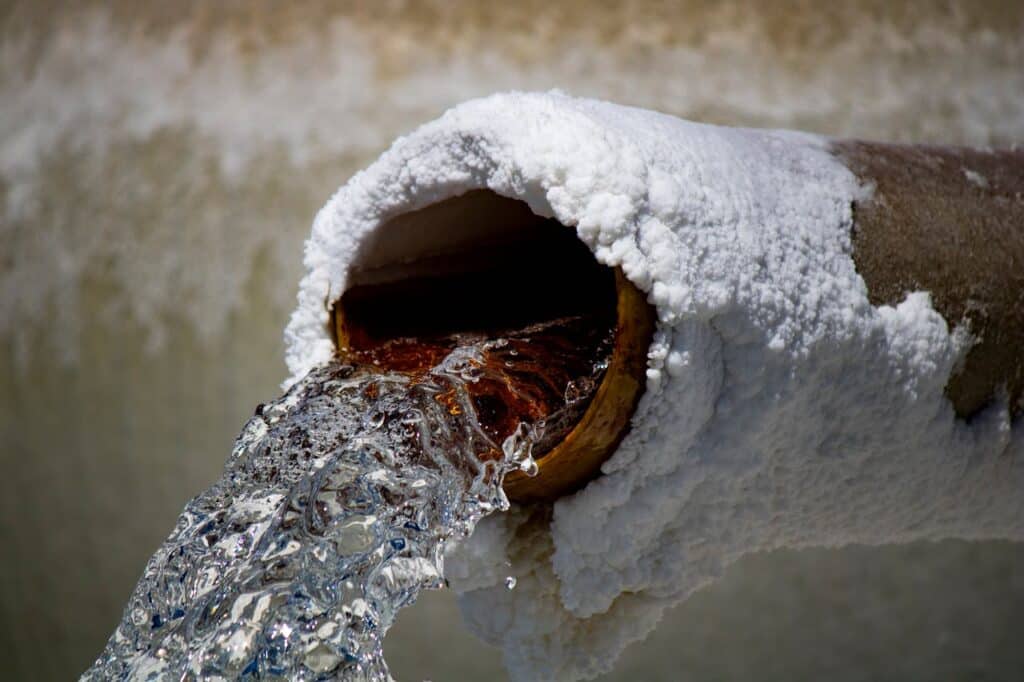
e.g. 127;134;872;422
327;143;1021;502
302;125;1021;515
284;93;1024;679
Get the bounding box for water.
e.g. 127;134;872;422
83;317;612;680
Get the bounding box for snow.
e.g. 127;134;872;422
285;92;1023;681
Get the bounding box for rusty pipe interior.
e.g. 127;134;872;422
330;190;656;503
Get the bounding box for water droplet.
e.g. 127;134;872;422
520;458;539;477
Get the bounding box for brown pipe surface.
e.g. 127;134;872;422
835;142;1024;419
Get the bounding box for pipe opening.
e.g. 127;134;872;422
330;190;654;502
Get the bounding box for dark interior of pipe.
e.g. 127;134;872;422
333;190;617;351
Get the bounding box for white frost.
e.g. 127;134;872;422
285;92;1023;681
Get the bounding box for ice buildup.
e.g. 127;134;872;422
286;92;1023;681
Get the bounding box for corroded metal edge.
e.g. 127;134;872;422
502;269;656;503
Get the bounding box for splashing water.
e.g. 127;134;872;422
84;318;612;680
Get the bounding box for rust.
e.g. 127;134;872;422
331;212;656;502
834;141;1024;419
346;313;617;465
502;270;655;502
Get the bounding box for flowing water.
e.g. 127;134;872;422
83;316;612;680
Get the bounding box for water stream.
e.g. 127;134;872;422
84;316;612;680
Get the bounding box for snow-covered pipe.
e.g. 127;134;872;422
328;192;657;503
285;92;1023;681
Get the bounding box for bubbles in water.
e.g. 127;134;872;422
520;458;539;478
564;377;595;406
364;409;387;430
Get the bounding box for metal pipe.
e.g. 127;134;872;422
836;141;1024;419
330;140;1022;502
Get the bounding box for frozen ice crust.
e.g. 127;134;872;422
286;92;1023;681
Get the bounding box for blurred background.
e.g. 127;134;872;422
2;1;1023;679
